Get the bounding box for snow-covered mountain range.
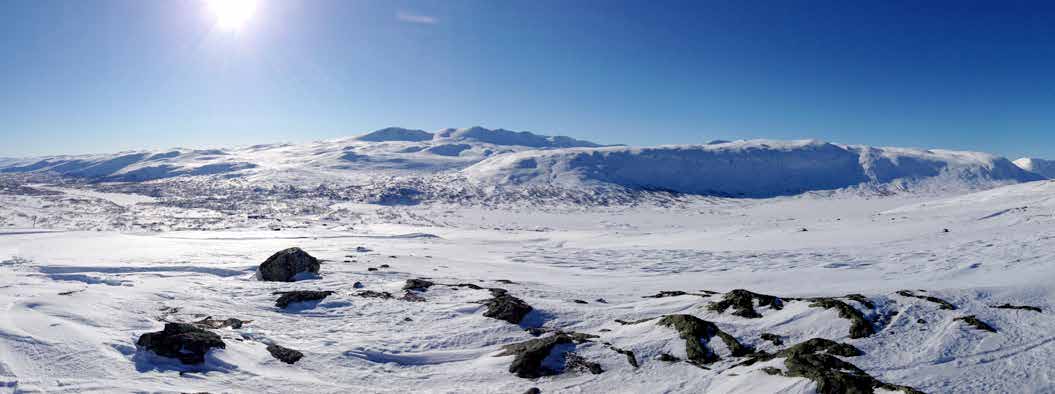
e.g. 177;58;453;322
0;127;1048;199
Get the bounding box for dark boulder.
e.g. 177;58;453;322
136;323;226;364
657;314;752;366
496;334;573;378
708;289;783;318
481;293;534;324
565;352;604;374
955;315;997;333
267;344;304;364
274;290;335;308
258;248;320;282
403;279;435;291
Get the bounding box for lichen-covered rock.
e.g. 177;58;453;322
258;247;320;282
496;334;573;378
896;290;956;310
708;289;783;318
267;344;304;364
273;290;335;308
736;338;921;394
807;297;875;338
480;293;534;325
657;314;752;366
136;323;226;364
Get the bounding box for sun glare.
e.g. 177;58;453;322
207;0;257;32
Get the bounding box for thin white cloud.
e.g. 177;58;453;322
397;11;438;25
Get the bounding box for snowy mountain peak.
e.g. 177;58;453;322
356;127;433;142
1014;157;1055;179
433;126;602;148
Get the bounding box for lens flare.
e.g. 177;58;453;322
206;0;257;32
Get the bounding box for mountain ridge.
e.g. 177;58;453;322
0;129;1044;199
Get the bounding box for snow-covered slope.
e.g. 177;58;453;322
0;127;600;184
464;139;1042;197
1014;157;1055;179
0;149;257;182
0;132;1041;200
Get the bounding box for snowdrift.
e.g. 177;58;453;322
463;139;1042;197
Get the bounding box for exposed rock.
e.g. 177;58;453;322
656;314;752;366
739;338;921;394
258;248;320;282
760;333;784;346
896;290;956;310
707;289;783;318
355;290;394;299
401;291;426;302
615;317;657;325
564;352;604;374
844;294;875;309
642;290;713;299
605;344;639;368
806;297;875;338
495;279;517;284
448;283;484;290
367;267;378;272
571;299;588;304
522;388;541;394
955;315;997;333
355;246;371;252
480;293;534;324
136;323;226;364
266;344;304;364
403;279;435;291
991;303;1042;313
496;334;573;378
779;338;862;358
656;353;680;362
192;316;250;330
352;281;364;289
273;290;335;308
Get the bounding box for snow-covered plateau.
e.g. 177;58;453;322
1;127;1054;393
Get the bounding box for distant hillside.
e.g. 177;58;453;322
1014;157;1055;179
0;132;1042;199
463;139;1042;197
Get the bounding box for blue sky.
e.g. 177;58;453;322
2;0;1054;158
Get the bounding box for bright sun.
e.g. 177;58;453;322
207;0;258;32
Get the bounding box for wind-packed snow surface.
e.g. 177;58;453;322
1;129;1054;393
